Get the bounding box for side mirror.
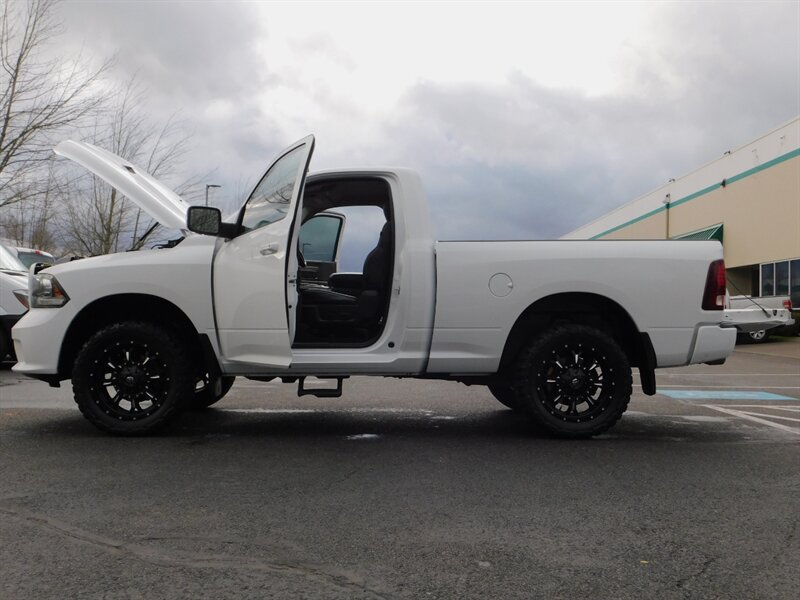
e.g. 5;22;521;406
187;206;222;236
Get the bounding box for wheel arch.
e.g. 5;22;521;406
498;292;656;394
58;293;218;379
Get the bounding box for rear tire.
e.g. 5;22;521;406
72;322;194;435
512;324;632;438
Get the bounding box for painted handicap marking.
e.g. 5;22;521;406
702;404;800;435
660;390;798;401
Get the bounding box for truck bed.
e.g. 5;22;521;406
427;240;731;373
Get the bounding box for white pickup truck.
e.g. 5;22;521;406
725;294;795;343
12;136;736;437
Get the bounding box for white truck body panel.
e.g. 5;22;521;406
429;240;732;372
12;235;219;374
54;140;189;231
213;136;314;368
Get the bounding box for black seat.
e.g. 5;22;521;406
300;223;391;323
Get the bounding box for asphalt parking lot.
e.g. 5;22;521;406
1;338;798;599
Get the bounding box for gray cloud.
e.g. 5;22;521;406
377;2;799;239
55;1;284;209
50;0;798;243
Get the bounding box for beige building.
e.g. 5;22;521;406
563;117;800;306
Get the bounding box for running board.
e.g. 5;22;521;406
297;376;347;398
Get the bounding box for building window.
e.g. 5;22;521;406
776;261;790;296
761;259;800;301
761;263;774;296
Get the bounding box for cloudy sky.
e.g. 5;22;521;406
54;0;799;256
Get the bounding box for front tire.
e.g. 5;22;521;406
512;324;632;438
72;322;194;435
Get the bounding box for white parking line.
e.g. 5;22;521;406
702;405;800;435
719;405;800;412
680;415;729;423
634;384;800;389
651;374;800;377
635;373;800;377
735;411;800;423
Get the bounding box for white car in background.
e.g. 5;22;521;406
0;239;55;269
725;294;795;343
0;244;29;361
13;246;55;269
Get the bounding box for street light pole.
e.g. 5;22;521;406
662;193;671;239
205;184;221;206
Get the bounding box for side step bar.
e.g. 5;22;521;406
297;376;348;398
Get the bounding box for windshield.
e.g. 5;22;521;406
16;250;54;268
0;244;27;272
240;144;307;231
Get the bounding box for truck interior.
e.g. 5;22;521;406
293;177;395;348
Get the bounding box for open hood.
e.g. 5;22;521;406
54;140;189;231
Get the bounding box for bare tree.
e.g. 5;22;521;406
57;76;194;256
0;156;59;248
0;0;109;209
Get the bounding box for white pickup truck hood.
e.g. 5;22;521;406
54;140;189;231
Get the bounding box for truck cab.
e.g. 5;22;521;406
188;137;437;376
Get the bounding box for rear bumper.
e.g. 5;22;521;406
689;324;737;364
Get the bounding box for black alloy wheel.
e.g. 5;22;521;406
513;324;632;438
72;322;194;435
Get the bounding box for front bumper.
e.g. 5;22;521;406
689;324;737;364
12;304;78;376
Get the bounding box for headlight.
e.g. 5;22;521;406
30;273;69;308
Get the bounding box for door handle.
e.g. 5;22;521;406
259;243;279;256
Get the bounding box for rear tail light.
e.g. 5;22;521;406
783;299;792;310
702;259;726;310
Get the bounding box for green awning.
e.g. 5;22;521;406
673;224;723;242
